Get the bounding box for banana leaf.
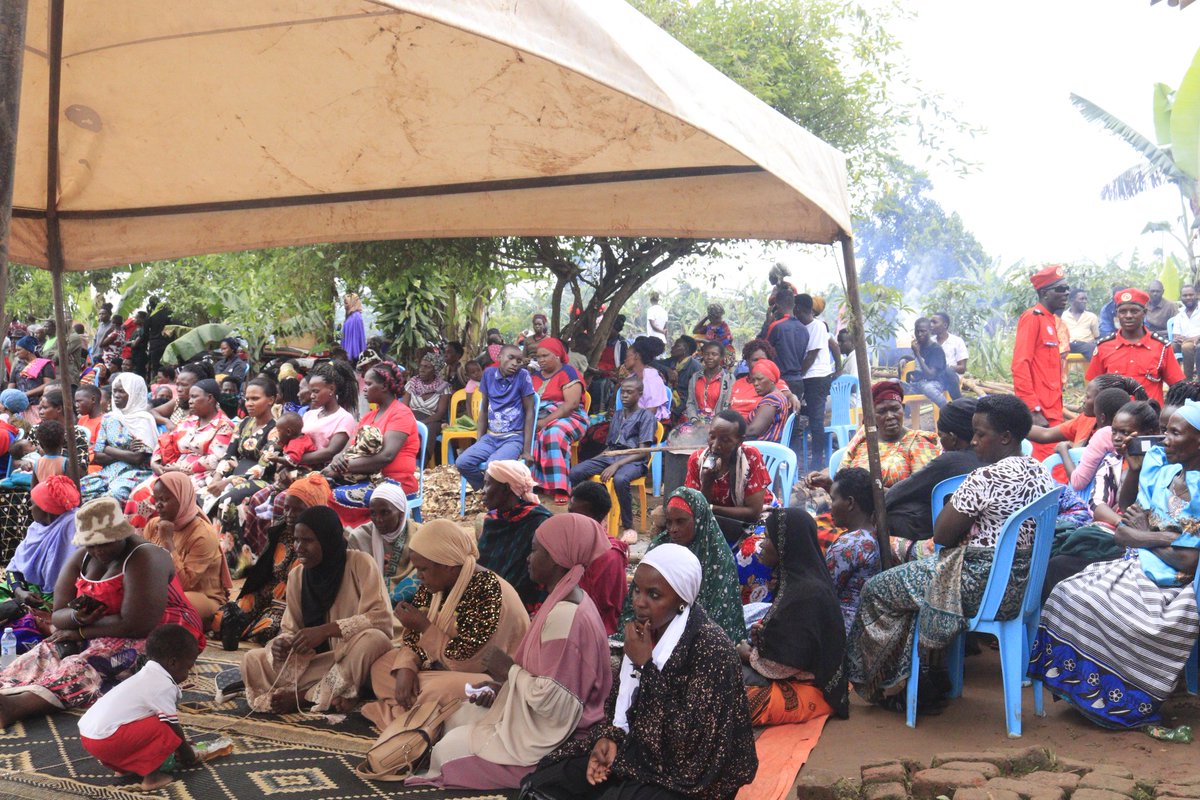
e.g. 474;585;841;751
162;323;233;365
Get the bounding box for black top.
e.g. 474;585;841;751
766;317;810;382
884;449;983;540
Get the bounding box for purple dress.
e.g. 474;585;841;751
342;310;366;361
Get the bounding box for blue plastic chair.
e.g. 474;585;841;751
1040;447;1091;498
407;422;429;522
1020;439;1033;457
930;474;968;526
747;441;797;507
825;375;859;463
829;446;846;477
907;486;1062;737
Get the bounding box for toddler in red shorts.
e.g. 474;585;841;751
78;624;200;791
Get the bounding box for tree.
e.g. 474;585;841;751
1071;45;1200;281
854;160;990;290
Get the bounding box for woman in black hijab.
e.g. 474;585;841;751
240;506;393;713
737;507;849;723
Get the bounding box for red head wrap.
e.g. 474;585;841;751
537;337;568;362
871;380;905;407
667;495;693;515
286;472;333;509
750;359;781;384
31;475;81;516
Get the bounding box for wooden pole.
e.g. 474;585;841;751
840;233;891;570
45;0;80;484
0;0;30;359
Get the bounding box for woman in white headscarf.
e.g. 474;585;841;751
80;373;159;503
528;544;758;800
346;482;415;593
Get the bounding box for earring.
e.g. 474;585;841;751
677;604;686;613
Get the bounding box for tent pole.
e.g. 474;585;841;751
840;233;891;570
44;0;79;484
0;0;30;358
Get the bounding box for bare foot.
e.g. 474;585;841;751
330;696;355;713
620;529;639;545
139;771;173;791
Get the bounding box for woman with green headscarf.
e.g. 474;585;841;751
616;487;746;643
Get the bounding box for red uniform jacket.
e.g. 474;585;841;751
1085;327;1183;406
1012;303;1064;425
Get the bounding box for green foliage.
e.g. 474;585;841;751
823;282;911;360
6;264;104;323
969;328;1017;384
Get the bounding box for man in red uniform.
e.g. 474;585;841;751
1086;287;1183;406
1012;265;1071;460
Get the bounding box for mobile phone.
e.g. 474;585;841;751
69;594;107;615
1127;435;1165;456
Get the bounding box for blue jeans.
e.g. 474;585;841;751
457;433;525;489
569;455;646;530
802;374;832;471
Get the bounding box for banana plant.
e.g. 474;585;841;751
1071;46;1200;281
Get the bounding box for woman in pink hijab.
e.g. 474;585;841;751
410;513;612;790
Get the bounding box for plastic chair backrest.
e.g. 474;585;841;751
779;410;795;446
1039;451;1063;474
747;441;797;506
413;422;428;498
1020;439;1032;457
448;388;467;422
829;375;859;428
970;487;1062;628
829;447;847;476
930;474;968;526
1169;317;1176;342
615;390;622;412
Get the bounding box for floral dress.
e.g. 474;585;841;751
824;528;881;634
124;412;235;528
211;416;279;559
843;428;941;488
78;417;153;504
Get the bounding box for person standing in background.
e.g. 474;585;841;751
342;293;366;362
1097;282;1121;338
1012;264;1070;460
1062;288;1100;361
91;304;114;365
796;293;836;470
645;293;668;344
1172;284;1200;379
765;284;809;466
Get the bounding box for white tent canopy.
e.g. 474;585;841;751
11;0;852;271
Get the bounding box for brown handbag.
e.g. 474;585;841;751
354;698;463;781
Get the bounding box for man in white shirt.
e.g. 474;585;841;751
646;293;668;343
1061;288;1100;361
929;312;968;392
796;294;839;470
1172;283;1200;378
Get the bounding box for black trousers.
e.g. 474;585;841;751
524;755;685;800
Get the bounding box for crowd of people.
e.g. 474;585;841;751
1;263;1200;793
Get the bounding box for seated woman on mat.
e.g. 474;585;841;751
739;508;849;725
144;473;230;630
0;497;204;728
527;544;757;800
326;361;421;528
1043;399;1163;600
7;476;80;601
214;472;333;648
1028;400;1200;731
409;513;612;790
807;379;941;491
79;373;157;504
346;483;415;597
242;506;393;714
362;518;529;729
845;394;1055;715
616;487;746;644
530;338;589;506
478;460;553;611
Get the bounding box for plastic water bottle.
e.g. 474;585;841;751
0;627;16;668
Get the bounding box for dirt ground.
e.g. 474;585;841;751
808;646;1200;781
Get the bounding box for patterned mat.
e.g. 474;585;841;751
0;646;513;799
0;712;511;800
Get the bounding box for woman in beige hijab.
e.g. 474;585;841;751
362;519;529;729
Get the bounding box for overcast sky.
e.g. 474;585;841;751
667;0;1200;296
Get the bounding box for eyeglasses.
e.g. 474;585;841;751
1050;284;1071;293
